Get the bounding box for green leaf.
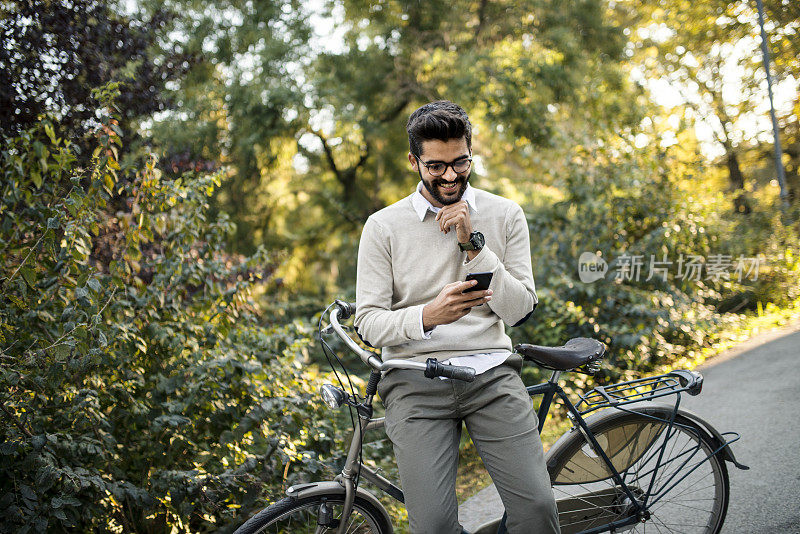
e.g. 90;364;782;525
0;492;13;509
20;266;37;289
44;123;57;143
47;217;60;229
31;170;43;189
87;278;102;292
19;485;35;501
31;435;45;450
75;286;89;299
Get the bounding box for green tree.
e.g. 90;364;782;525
265;0;647;295
137;0;314;252
627;0;799;211
0;0;188;156
134;0;646;298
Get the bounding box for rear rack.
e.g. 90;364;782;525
575;371;700;415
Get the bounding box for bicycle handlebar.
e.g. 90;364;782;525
327;302;475;382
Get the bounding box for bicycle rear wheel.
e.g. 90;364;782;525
547;409;729;534
233;494;392;534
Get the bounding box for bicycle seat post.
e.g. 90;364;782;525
532;370;563;434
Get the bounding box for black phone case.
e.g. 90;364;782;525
464;272;493;292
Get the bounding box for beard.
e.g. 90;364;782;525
420;170;471;206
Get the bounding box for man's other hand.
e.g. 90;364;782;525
422;280;492;330
435;200;472;243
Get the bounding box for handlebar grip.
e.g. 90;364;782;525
424;358;476;382
334;299;356;320
441;365;476;382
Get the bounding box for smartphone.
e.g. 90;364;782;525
463;271;493;293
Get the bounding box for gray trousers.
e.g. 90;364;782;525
378;360;560;534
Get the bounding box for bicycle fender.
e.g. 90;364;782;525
284;480;394;527
627;404;749;470
667;405;750;470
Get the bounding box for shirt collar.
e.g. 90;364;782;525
411;181;478;222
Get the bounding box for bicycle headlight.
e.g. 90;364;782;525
320;384;347;409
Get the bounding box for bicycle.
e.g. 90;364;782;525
233;300;748;534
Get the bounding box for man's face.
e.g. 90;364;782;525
409;138;471;208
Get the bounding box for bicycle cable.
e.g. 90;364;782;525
317;303;365;492
317;303;359;400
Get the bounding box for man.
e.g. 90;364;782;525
354;100;560;533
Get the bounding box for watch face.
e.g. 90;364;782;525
471;232;485;248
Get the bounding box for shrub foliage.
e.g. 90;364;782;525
0;86;343;533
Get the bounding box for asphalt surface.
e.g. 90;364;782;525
458;322;800;533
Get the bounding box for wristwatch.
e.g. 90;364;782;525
459;231;485;251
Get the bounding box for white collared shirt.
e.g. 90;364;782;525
410;181;511;378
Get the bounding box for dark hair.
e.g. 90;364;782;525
406;100;472;157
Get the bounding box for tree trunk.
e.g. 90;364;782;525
786;169;799;204
726;151;751;214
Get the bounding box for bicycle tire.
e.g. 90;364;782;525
546;408;730;534
233;494;392;534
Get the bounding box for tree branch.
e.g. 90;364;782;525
474;0;489;41
0;401;33;437
310;129;343;185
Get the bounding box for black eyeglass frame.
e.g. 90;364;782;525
414;154;473;177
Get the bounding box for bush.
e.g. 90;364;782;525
0;85;344;533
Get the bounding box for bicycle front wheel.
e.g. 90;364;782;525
233;494;392;534
547;408;730;534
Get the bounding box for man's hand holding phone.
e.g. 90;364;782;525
422;277;493;331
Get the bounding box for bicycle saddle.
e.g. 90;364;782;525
514;338;605;371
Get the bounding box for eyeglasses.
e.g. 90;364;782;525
415;155;472;177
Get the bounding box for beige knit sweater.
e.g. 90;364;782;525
354;187;537;363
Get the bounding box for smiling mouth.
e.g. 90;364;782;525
439;182;458;192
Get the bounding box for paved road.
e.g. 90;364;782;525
458;323;800;533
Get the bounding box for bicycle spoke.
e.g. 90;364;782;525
651;513;691;534
660;473;715;502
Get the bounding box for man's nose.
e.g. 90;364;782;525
442;165;458;180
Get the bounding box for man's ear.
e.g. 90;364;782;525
408;152;418;171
